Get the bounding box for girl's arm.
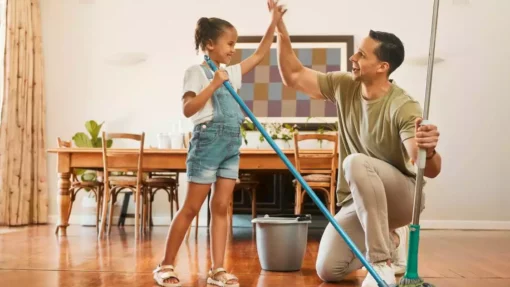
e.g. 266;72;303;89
182;69;229;118
239;0;286;75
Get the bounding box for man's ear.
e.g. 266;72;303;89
377;62;390;74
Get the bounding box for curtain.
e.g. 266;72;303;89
0;0;48;226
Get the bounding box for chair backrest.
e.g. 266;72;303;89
57;137;72;148
293;132;338;177
101;132;145;184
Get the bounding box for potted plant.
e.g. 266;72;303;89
72;120;113;226
316;122;338;148
257;122;268;148
240;118;255;147
304;117;338;148
258;122;298;149
279;123;298;149
72;120;113;181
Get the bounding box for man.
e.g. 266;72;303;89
274;18;442;287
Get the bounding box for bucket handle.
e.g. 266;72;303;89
263;214;312;222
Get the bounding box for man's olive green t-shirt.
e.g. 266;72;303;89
317;71;423;206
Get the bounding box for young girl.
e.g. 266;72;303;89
153;2;286;286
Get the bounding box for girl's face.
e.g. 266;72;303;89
206;27;238;65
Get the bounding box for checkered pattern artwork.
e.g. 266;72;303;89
229;45;347;118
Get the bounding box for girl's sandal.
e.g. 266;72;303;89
153;264;182;287
206;267;240;287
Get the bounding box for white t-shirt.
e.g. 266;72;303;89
182;63;243;125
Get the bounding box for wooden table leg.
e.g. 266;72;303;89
55;172;71;236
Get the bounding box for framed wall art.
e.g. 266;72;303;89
229;35;354;125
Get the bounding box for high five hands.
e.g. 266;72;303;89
267;0;287;25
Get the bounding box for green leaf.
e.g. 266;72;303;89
72;132;93;147
305;116;313;127
241;128;248;145
81;172;97;182
92;137;102;148
85;120;103;141
75;169;87;176
89;137;113;148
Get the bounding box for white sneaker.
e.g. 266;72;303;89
361;262;397;287
392;225;409;275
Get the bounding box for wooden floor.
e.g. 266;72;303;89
1;225;509;287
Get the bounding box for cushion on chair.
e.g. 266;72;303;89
292;174;331;185
108;176;138;185
72;180;102;187
145;177;177;184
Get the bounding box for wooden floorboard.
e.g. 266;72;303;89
0;225;509;286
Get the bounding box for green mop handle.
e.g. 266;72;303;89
204;55;391;287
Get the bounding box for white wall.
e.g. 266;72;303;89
41;0;510;229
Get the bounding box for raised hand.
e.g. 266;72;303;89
267;0;287;25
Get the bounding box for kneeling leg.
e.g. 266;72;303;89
316;202;365;282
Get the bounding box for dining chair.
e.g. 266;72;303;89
98;132;146;239
292;132;338;215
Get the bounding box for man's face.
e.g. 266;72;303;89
349;36;389;81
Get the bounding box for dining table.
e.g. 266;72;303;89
47;147;337;236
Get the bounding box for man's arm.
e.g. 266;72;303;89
404;137;442;178
276;20;324;99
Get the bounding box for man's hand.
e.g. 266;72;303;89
415;117;440;157
267;0;287;25
404;117;442;177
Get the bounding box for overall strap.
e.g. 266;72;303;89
200;65;214;80
199;64;225;122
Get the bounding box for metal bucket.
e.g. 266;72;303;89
251;214;312;272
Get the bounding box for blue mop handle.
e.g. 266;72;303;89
204;55;389;287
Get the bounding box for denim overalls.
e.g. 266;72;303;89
186;65;245;184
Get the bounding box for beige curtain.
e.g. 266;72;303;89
0;0;48;226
